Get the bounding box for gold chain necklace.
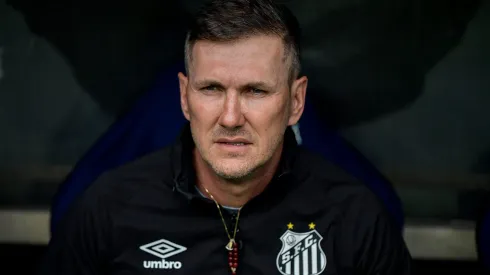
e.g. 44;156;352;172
204;187;242;274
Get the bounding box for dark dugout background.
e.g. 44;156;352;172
1;0;490;273
2;0;489;217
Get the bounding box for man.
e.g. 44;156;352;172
40;0;411;274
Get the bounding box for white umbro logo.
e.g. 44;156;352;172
140;239;187;270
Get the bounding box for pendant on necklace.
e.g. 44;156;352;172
226;239;235;251
227;240;239;274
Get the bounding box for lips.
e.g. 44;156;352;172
216;138;252;145
220;142;247;146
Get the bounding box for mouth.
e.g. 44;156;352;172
216;138;252;147
218;142;248;146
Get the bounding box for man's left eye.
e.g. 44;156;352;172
250;88;266;95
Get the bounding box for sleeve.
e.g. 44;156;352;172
38;182;113;275
344;192;412;275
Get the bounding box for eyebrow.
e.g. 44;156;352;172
192;79;276;91
193;79;224;89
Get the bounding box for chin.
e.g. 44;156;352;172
211;161;258;181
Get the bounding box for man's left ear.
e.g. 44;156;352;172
288;76;308;126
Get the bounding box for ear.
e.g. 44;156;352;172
288;76;308;126
178;72;191;121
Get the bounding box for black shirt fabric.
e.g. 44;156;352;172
39;124;411;275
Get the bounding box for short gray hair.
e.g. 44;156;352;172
184;0;302;84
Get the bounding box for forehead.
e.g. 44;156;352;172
190;35;288;85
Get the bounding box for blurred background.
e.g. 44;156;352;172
1;0;489;273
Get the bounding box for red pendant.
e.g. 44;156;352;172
227;242;239;274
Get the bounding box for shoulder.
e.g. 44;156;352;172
293;148;410;268
43;147;179;274
94;146;174;193
294;147;375;196
65;146;176;223
293;147;390;219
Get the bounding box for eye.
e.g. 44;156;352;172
250;88;266;95
201;85;219;92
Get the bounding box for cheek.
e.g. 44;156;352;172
242;96;289;121
243;96;289;147
188;93;223;147
188;92;223;120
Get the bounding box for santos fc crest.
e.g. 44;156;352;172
276;223;327;275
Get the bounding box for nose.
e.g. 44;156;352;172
218;91;245;129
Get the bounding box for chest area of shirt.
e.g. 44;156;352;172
109;204;343;275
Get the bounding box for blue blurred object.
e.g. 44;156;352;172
50;63;404;233
477;205;490;271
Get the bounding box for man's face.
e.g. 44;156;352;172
178;35;307;181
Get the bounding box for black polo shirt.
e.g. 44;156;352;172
39;125;411;275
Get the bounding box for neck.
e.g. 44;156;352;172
194;144;283;208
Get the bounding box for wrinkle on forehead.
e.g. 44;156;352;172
190;35;289;88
